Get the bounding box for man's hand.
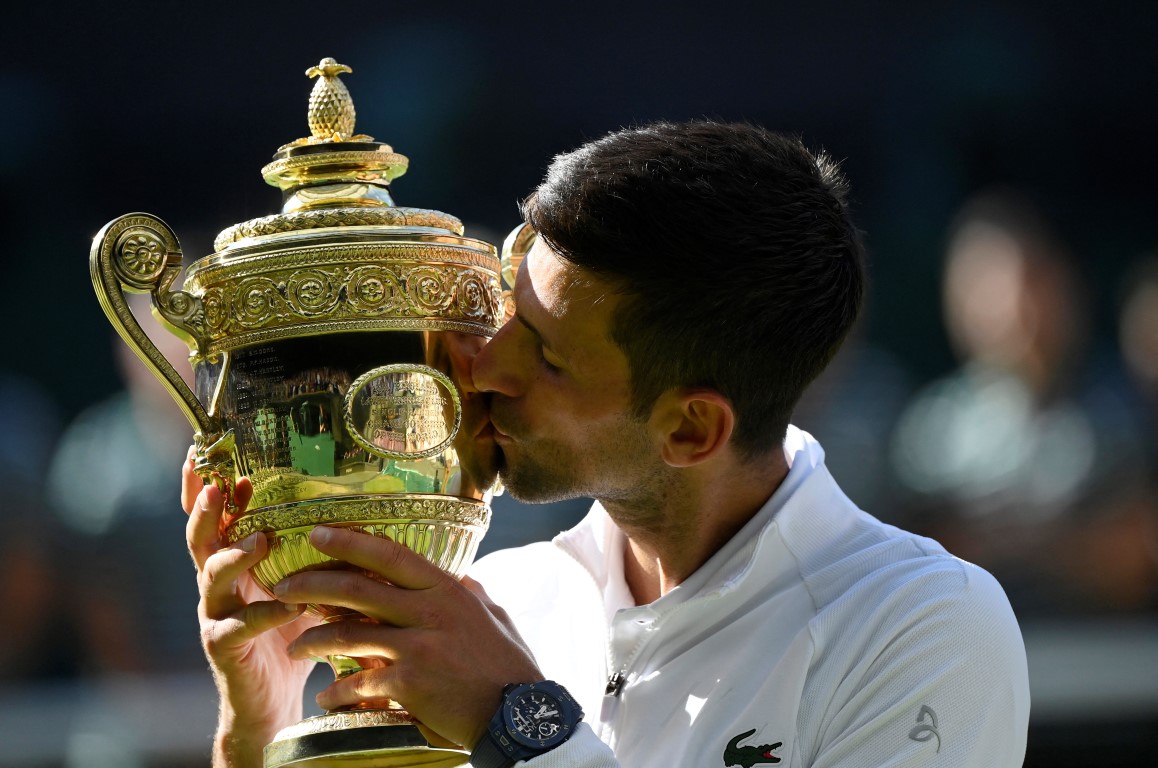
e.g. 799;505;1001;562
182;452;317;768
272;525;542;750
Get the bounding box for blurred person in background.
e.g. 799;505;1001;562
1041;254;1158;615
45;291;203;674
890;189;1152;616
0;373;83;681
1116;254;1158;471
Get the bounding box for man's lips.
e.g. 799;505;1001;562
473;420;512;444
485;418;514;444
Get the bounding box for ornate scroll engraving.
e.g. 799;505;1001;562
186;249;503;354
286;269;341;315
347;265;407;315
214;207;463;249
225;495;490;541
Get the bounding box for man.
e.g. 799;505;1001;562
184;121;1030;767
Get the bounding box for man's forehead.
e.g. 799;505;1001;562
519;238;613;317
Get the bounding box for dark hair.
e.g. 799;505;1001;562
522;120;865;459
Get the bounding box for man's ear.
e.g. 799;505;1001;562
652;389;736;468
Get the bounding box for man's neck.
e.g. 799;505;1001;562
612;451;789;605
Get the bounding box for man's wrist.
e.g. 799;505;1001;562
214;700;299;768
212;728;267;768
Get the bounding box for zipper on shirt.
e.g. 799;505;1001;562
599;628;650;730
600;670;626;725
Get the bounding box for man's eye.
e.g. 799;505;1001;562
539;347;562;372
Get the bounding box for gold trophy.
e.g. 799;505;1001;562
90;58;504;767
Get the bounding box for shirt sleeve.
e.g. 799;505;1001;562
513;724;618;768
806;560;1030;767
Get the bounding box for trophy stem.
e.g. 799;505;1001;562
327;653;366;681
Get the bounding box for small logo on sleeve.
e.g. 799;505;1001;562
908;704;941;753
723;728;782;766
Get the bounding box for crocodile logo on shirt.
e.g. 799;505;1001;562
723;728;782;766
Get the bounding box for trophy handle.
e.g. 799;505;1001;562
499;221;535;321
89;212;220;443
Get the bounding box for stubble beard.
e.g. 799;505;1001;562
496;441;586;504
495;414;672;526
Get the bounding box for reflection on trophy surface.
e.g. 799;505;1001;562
91;57;506;767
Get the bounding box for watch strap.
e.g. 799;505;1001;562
471;724;519;768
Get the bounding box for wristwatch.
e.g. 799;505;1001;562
471;680;584;768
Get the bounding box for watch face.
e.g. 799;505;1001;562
508;689;567;746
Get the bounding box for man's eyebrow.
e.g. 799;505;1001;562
514;310;570;361
514;311;547;344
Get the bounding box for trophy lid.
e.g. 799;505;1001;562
259;58;408;205
213;58;465;249
170;58;502;358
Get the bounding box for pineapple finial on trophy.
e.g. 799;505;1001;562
256;57;415;216
280;56;375;148
304;57;366;143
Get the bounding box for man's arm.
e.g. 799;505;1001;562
182;455;316;768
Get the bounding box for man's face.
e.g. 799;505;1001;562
470;238;661;504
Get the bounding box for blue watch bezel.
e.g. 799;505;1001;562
476;680;583;766
502;681;582;751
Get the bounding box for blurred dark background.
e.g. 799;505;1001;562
2;1;1156;765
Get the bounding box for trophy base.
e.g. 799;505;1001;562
265;711;468;768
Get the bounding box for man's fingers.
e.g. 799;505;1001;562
181;447;201;515
181;448;253;519
202;599;307;657
314;665;400;713
234;477;254;512
287;619;403;661
459;575;487;597
200;533;272;618
307;526;444;591
273;568;424;627
187;483;227;569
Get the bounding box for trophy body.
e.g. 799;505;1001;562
91;60;503;767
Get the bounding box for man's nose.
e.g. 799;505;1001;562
471;321;522;397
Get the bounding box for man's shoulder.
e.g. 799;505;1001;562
801;524;1024;669
779;498;1018;634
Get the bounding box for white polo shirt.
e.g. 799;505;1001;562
470;427;1030;767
